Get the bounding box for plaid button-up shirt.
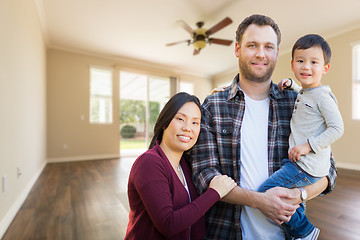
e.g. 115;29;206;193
191;74;337;240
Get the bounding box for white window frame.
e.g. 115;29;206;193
90;66;113;124
179;80;194;95
352;43;360;120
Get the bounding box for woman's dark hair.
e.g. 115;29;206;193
291;34;331;64
148;92;201;149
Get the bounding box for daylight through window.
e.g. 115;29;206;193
90;67;113;124
352;44;360;119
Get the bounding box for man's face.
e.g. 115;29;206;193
235;24;279;83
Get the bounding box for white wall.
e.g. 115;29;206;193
0;0;47;237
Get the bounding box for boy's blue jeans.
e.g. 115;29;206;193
258;159;321;238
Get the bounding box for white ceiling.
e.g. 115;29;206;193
38;0;360;78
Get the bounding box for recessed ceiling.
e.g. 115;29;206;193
39;0;360;78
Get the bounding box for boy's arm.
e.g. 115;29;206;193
308;93;344;154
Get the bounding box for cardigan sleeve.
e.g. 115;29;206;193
132;153;220;237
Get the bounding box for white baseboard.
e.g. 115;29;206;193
0;161;47;239
47;154;120;163
336;162;360;171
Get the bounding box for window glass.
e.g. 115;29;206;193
90;67;113;124
353;45;360;119
119;71;170;156
179;81;194;95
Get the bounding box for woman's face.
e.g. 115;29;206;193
161;102;201;154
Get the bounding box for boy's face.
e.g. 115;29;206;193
291;46;330;88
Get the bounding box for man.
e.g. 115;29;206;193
191;14;336;240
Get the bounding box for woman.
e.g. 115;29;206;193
125;92;236;240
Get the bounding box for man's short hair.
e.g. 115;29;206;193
291;34;331;64
235;14;281;47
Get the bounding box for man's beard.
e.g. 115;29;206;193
239;57;275;83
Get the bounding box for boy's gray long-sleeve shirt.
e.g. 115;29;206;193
289;85;344;177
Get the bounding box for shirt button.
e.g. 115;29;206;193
296;99;300;102
222;129;227;133
294;106;297;109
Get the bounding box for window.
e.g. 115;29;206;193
90;67;113;124
179;81;194;95
119;71;170;155
352;44;360;119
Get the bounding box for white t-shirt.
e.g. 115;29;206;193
240;94;284;240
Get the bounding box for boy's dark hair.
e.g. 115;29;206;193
236;14;281;47
292;34;331;64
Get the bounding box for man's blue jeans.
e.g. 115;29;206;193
258;159;322;238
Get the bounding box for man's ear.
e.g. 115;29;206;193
235;42;240;57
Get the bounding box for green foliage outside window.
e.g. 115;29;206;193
119;99;160;125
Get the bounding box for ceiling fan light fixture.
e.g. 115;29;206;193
193;40;206;50
166;17;233;55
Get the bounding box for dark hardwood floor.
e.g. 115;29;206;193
306;168;360;240
2;158;133;240
2;158;360;240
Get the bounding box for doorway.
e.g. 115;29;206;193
119;71;170;157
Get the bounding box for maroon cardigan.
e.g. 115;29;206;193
125;142;220;240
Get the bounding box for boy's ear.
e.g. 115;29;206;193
323;64;330;75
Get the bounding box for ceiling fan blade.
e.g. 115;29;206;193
166;40;191;46
176;20;194;35
193;49;200;55
209;38;233;46
206;17;233;36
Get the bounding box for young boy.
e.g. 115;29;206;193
258;34;344;240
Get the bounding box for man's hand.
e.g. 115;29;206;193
256;187;300;225
289;143;311;161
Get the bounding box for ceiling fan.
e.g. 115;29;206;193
166;17;233;55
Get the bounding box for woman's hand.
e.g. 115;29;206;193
209;175;237;198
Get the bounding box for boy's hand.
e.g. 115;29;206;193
209;86;226;95
278;78;292;91
289;143;311;161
